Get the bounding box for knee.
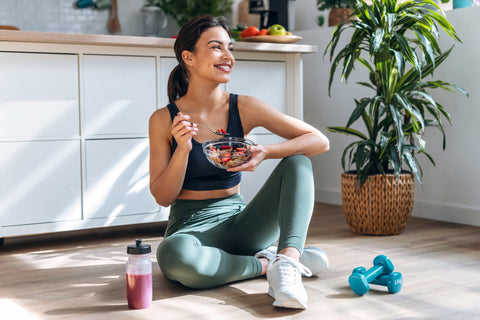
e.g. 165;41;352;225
281;154;312;173
156;234;208;289
157;234;198;278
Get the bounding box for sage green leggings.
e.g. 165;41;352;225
156;155;314;289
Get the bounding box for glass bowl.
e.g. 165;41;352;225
202;137;254;169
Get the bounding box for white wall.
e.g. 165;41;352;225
0;0;179;37
297;6;480;227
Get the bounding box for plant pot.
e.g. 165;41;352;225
341;172;414;235
328;8;354;27
453;0;474;8
141;6;168;37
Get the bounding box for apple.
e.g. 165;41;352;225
268;24;286;36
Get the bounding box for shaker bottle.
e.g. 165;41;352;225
126;239;152;309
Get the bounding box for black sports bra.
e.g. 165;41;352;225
167;94;244;190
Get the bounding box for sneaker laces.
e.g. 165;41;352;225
275;254;312;284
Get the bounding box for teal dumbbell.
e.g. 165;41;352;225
348;255;396;296
372;272;403;294
352;266;403;294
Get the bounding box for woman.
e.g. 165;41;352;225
149;15;330;309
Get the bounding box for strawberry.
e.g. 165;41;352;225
235;147;247;155
220;153;231;163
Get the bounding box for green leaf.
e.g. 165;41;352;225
371;27;385;54
425;8;462;43
403;150;422;186
327;126;368;140
347;99;371;128
388;104;404;154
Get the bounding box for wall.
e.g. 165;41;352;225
297;6;480;227
0;0;178;37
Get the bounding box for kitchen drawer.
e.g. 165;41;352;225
83;55;157;136
0;52;79;139
159;57;177;108
0;140;82;226
84;138;159;219
227;60;287;134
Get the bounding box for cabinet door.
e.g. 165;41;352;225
159;57;177;108
83;55;156;136
227;60;287;134
0;52;79;138
0;140;82;226
84;138;159;219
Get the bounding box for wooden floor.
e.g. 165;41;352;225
1;203;479;320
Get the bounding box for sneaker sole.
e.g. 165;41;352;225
268;287;307;309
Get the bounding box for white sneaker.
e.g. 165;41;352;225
300;247;329;276
255;246;329;277
254;246;277;262
266;254;311;309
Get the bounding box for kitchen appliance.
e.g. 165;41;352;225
249;0;296;30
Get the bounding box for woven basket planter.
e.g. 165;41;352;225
328;8;354;27
341;172;415;235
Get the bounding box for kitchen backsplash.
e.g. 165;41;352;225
0;0;178;37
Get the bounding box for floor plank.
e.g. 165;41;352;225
1;203;479;319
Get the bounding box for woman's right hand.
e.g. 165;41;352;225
172;112;198;152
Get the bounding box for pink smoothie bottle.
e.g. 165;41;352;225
126;239;152;309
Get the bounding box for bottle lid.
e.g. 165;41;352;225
127;239;151;254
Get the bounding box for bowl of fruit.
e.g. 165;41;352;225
232;23;302;43
202;137;254;169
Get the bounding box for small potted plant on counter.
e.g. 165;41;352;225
156;0;233;28
316;0;356;27
325;0;467;235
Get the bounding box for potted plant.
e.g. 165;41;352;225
316;0;356;27
325;0;467;235
141;0;168;37
156;0;233;28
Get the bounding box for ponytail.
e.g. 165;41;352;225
167;64;188;103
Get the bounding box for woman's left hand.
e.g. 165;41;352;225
227;144;266;172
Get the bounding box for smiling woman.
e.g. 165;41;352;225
148;15;330;310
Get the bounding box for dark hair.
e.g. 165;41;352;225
167;15;231;102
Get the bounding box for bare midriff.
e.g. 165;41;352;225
176;184;240;200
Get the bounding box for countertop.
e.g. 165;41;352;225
0;30;317;54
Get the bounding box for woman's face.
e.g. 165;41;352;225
183;26;234;84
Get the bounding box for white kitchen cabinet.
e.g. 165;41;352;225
228;60;287;135
0;140;82;227
0;31;314;239
83;55;157;136
159;57;178;108
0;52;79;139
84;138;158;219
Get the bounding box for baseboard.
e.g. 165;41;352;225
315;187;342;206
413;200;480;227
315;187;480;227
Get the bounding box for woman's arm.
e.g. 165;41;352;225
229;95;329;172
149;109;197;206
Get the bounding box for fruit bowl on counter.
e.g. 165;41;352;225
233;24;302;44
239;34;302;44
202;137;254;169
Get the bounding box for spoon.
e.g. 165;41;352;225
194;123;230;136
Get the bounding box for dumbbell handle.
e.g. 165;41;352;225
362;264;386;282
